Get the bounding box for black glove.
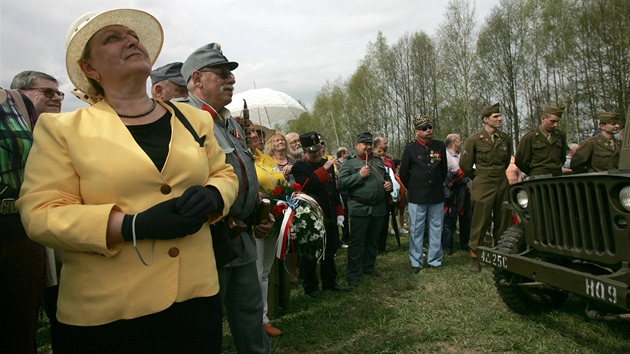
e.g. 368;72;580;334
175;185;224;218
121;198;207;241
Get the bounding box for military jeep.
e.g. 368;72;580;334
478;118;630;321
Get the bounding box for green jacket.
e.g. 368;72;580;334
515;127;567;177
337;155;389;217
570;134;621;173
460;128;512;180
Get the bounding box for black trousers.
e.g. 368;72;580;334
378;204;398;251
56;295;223;354
0;214;46;354
301;222;339;293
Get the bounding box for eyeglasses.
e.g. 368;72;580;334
23;87;65;100
419;125;433;131
198;67;234;80
289;139;300;145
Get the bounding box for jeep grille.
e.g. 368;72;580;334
519;177;630;265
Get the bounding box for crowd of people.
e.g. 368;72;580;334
1;7;625;354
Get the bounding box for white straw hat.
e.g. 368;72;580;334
65;9;163;98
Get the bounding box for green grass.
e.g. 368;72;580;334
38;233;630;354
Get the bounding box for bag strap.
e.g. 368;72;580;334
1;89;32;131
164;101;205;147
7;90;32;131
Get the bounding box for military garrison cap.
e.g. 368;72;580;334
355;131;373;143
300;132;323;152
543;104;565;118
599;112;620;125
181;42;239;82
151;62;187;86
481;103;500;117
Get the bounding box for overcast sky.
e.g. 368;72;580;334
1;0;499;113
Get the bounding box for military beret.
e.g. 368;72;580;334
543;104;565;118
300;132;323;152
413;115;431;129
355;131;373;143
150;62;186;86
181;42;239;82
481;103;501;117
599;112;620;125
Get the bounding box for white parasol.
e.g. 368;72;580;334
226;88;306;127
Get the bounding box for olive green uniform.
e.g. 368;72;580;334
338;154;389;283
460;129;513;251
570;135;621;173
515;127;567;177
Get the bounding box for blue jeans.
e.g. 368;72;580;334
408;202;444;268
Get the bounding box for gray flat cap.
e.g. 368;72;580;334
181;43;238;82
150;62;187;86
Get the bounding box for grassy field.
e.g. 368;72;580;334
37;233;630;354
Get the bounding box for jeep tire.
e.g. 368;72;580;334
493;224;568;313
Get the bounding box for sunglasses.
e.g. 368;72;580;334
24;87;65;100
419;125;433;131
198;67;234;80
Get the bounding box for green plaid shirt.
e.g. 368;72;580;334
0;90;36;195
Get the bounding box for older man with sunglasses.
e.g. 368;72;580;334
399;116;448;274
10;70;64;351
11;71;63;116
181;42;273;353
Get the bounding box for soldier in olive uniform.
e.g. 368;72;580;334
337;132;393;287
460;103;513;272
515;104;568;177
570;112;622;173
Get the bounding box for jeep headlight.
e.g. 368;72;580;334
620;186;630;212
515;189;528;209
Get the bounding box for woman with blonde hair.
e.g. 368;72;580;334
17;9;237;352
264;131;296;183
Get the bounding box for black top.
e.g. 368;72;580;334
399;139;448;205
126;111;171;172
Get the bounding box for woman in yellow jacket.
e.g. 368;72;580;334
251;126;286;337
16;9;238;353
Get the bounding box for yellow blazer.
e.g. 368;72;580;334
17;100;238;326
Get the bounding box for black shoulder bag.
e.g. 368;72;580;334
164;101;239;267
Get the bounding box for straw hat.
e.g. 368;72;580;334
65;9;163;98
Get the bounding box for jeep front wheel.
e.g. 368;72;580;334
493;224;568;313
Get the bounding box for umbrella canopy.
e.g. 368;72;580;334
226;88;306;127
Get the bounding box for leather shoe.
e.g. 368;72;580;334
324;284;349;292
411;267;421;274
263;323;282;337
307;290;324;298
364;270;381;277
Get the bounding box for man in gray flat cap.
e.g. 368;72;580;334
150;62;188;101
181;43;273;353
